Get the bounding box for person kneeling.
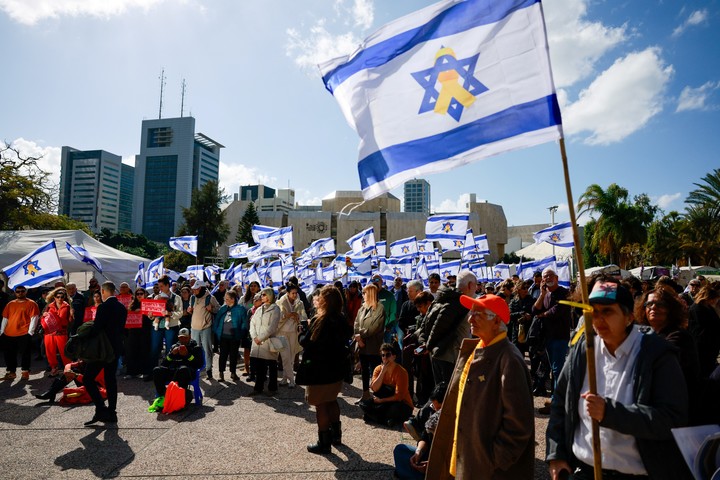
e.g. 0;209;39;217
149;328;203;411
360;343;413;428
35;360;104;404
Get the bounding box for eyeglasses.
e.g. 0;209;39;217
644;300;666;309
136;292;146;297
55;294;65;298
380;352;394;358
261;293;267;297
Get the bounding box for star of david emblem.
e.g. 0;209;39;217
393;268;403;277
495;271;502;278
454;240;463;248
442;270;451;279
550;233;561;243
153;271;160;279
182;242;190;250
418;245;425;252
189;273;196;279
23;260;41;277
275;238;285;247
361;238;367;248
401;246;410;254
412;46;488;122
442;222;454;233
319;245;325;252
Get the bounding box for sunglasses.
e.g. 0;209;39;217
55;293;65;298
136;292;146;296
644;300;667;309
380;352;394;358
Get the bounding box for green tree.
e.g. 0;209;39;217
177;181;230;261
686;168;720;217
0;142;55;229
236;201;259;245
501;252;521;264
677;206;720;267
577;184;656;268
646;211;683;266
96;228;166;258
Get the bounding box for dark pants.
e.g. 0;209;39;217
218;337;240;373
530;345;550;393
430;357;454;385
393;443;427;480
85;358;118;415
415;353;434;405
150;326;179;367
361;399;413;426
251;357;277;392
546;338;569;398
153;365;192;396
359;353;381;391
2;334;32;372
125;324;152;376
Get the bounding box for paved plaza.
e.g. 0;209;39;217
0;366;551;479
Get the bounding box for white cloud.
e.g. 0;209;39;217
217;160;275;204
286;0;375;71
122;154;136;167
544;0;627;88
653;192;682;210
676;81;720;112
8;138;62;186
0;0;170;25
563;47;673;145
434;194;473;213
672;9;709;38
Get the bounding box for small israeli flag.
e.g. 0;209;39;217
65;242;103;273
169;235;198;257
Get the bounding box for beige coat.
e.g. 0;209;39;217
277;294;307;357
353;304;385;356
249;303;281;360
426;337;535;480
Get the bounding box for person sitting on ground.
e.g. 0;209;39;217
149;328;203;412
360;343;414;428
35;359;105;404
394;382;448;479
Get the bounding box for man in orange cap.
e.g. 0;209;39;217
425;294;534;480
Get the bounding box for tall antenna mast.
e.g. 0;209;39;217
158;68;166;119
180;78;186;117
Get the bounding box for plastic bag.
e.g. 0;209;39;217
162;381;186;414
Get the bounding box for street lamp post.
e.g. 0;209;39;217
548;205;558;256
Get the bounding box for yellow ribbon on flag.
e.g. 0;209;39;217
434;47;475;115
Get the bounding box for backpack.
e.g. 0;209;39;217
64;321;115;364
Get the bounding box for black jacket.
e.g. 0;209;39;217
160;339;204;371
68;292;87;335
91;296;127;356
295;313;351;386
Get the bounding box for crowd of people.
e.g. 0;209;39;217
1;268;719;478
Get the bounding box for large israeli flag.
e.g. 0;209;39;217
259;226;294;255
309;237;336;259
518;255;557;280
321;0;562;199
2;240;65;289
417;239;434;258
145;256;164;287
492;263;511;281
183;265;204;281
390;236;418;258
169;235;198;257
533;222;575;248
252;224;278;244
65;242;103;273
379;257;414;282
425;214;468;241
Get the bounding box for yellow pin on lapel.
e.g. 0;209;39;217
478;375;486;382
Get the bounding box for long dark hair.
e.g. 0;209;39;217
243;281;260;304
311;285;344;341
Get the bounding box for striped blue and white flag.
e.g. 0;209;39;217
165;269;181;282
169;235;198;257
417;239;435;258
414;256;429;286
347;253;373;276
518;255;557;281
134;262;145;288
2;240;65;289
379;257;414;282
347;227;376;256
65;242;103;273
183;265;204;281
309;237;336;259
492;263;511;281
145;256;164;287
439;259;461;281
426;214;468;241
243;264;262;289
460;230;477;260
246;244;270;264
374;240;387;258
438;237;466;253
474;234;490;256
252;225;278;244
390;236;418;259
259;226;294;255
265;260;284;288
320;0;562;199
204;265;221;283
557;261;571;288
228;242;249;259
533;222;575;248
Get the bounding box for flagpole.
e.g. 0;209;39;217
559;137;602;478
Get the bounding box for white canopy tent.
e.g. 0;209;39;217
0;230;149;288
514;242;574;261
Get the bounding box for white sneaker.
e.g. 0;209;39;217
288;382;296;389
279;379;289;386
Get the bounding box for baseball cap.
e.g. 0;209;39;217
588;281;634;311
459;294;510;324
192;280;207;289
178;328;191;337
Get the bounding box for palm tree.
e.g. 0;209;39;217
686;168;720;217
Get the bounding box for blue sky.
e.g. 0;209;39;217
2;0;718;228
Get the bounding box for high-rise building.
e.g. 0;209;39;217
59;147;129;233
118;163;135;232
233;184;295;213
403;179;431;214
132;116;223;242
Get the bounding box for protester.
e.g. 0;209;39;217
410;291;435;406
83;281;127;426
92;291;103;307
353;284;385;402
149;276;183;369
344;281;362;329
295;285;352;454
276;283;307;388
212;290;247;382
65;282;86;335
426;293;534;479
688;284;720;378
248;288;281;396
427;273;441;299
189;281;219;379
35;359;104;404
43;287;72;377
83;277;100;306
178;286;192;329
360;343;413;428
125;288;153;379
241;281;261;376
148;327;204;412
546;276;692;480
508;279;534;353
1;285;40;381
371;275;397;344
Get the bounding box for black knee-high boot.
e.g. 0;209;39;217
307;430;332;454
35;378;67;402
330;421;342;445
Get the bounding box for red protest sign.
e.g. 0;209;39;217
141;299;166;316
125;311;143;329
117;294;133;308
83;307;97;323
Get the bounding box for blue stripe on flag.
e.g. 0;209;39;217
323;0;539;92
358;94;561;190
15;269;65;289
3;241;57;277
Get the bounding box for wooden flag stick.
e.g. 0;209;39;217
558;137;603;479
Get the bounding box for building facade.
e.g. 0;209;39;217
233;184;295;213
59;147;132;233
132;116;222;242
403;179;431;214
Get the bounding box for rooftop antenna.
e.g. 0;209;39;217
180;78;186;117
158;68;166;119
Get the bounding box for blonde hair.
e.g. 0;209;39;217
46;287;67;304
362;284;378;308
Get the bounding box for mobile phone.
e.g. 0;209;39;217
414;345;425;354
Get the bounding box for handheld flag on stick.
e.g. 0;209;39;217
2;240;65;289
145;256;164;287
320;0;562;199
533;222;575;247
169;236;198;257
134;262;145;288
65;242;103;273
347;227;376;256
425;214;468;242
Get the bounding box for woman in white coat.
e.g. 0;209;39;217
249;287;281;396
277;283;307;388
